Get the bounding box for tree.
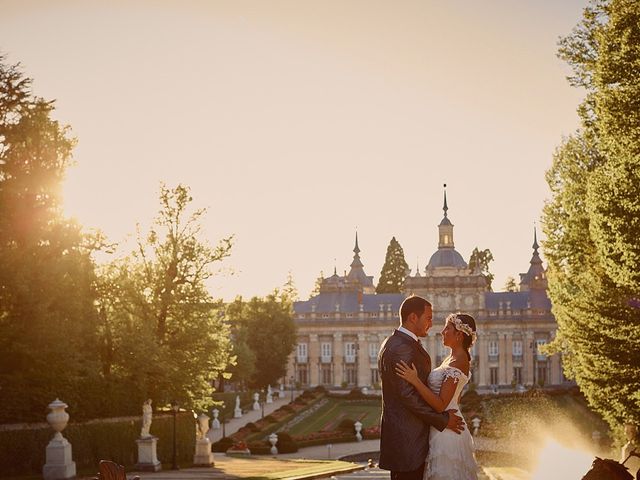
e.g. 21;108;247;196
0;57;102;422
468;247;494;290
97;184;234;412
281;271;299;302
376;237;409;294
309;271;323;298
542;0;640;431
226;293;297;389
504;276;518;292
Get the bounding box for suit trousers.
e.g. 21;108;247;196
391;462;425;480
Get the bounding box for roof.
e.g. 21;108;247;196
427;248;468;269
294;292;404;314
484;290;552;310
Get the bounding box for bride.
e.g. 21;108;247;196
395;312;479;480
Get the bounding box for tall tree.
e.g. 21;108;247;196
226;293;297;389
468;247;494;290
503;276;518;292
97;184;234;412
309;271;324;298
0;57;102;422
376;237;409;294
543;0;640;431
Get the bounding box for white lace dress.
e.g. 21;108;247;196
424;364;478;480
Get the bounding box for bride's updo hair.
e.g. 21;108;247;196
446;313;477;361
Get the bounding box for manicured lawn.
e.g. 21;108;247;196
286;398;381;436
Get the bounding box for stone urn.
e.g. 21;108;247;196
47;399;70;441
269;433;278;455
197;413;210;439
354;421;363;442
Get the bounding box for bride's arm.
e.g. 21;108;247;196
395;361;458;413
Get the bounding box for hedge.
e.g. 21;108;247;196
0;412;195;476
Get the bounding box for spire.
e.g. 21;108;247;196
350;231;364;270
530;226;542;266
443;183;448;218
415;257;422;277
520;225;546;291
346;233;374;292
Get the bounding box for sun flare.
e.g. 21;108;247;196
530;439;595;480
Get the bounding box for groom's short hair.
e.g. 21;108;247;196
400;295;431;324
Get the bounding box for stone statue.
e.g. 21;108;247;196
140;399;153;438
621;423;640;476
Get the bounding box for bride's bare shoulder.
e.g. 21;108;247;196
449;356;470;376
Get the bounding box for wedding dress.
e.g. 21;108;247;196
424;362;478;480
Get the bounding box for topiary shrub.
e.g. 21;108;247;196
248;440;271;454
337;418;356;432
245;421;260;432
347;387;365;399
212;436;235;452
275;431;298;453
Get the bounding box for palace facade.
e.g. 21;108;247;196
286;193;568;392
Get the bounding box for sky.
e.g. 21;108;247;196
1;0;587;300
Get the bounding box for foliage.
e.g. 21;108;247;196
0;56;104;422
468;247;495;290
95;184;234;413
503;276;518;292
0;412;195;476
309;271;323;298
225;293;297;389
542;0;640;431
376;237;409;294
282;270;299;302
275;431;298;453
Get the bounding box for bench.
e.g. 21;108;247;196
93;460;140;480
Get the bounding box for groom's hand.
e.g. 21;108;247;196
445;409;465;434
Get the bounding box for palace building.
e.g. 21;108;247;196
286;192;567;392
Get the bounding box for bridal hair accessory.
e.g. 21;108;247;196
447;313;477;345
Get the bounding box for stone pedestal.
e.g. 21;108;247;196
43;435;76;480
135;436;161;472
193;438;215;466
43;399;76;480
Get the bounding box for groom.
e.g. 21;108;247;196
378;295;464;480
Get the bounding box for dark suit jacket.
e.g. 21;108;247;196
377;329;449;472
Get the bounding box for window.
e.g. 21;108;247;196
513;367;522;385
488;340;499;358
321;365;332;385
369;342;379;359
345;365;357;385
371;368;380;386
490;367;499;385
512;340;523;357
345;342;357;363
296;343;308;363
321;342;332;363
296;365;308;385
536;365;548;386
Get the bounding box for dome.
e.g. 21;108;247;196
427;248;468;269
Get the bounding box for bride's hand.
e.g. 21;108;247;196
395;360;419;385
